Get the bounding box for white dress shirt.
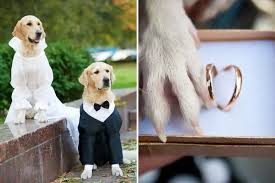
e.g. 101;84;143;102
83;101;115;122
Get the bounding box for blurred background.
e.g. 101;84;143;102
140;0;275;183
0;0;137;124
186;0;275;30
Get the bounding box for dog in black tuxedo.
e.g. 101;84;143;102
78;62;123;179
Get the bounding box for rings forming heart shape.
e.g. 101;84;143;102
206;64;243;112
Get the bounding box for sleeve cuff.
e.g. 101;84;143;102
111;164;120;168
34;101;48;111
84;165;93;171
14;100;32;110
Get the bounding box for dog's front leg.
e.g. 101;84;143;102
14;109;26;124
111;164;123;176
34;110;47;123
34;101;48;123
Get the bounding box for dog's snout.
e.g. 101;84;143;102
36;31;42;38
103;78;110;87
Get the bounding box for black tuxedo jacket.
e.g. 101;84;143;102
78;104;123;166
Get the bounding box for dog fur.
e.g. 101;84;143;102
78;62;124;179
79;62;116;105
10;15;50;124
139;0;212;142
12;15;46;57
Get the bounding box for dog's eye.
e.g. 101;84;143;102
27;22;32;26
106;69;109;73
37;22;40;26
94;70;99;74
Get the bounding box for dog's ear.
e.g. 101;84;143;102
12;20;25;40
79;68;91;87
110;65;116;83
41;22;46;39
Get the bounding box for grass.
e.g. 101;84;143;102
117;161;136;183
51;173;81;183
111;62;136;89
122;139;136;151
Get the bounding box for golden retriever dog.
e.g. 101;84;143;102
12;15;46;57
5;15;68;124
78;62;130;179
79;62;115;105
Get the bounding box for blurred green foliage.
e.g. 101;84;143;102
46;42;91;102
0;42;91;111
0;0;136;112
0;0;136;48
0;45;13;110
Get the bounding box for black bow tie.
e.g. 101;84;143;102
94;101;110;111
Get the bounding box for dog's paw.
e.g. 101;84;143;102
14;110;26;124
111;164;123;177
34;110;47;123
81;165;93;179
81;169;92;179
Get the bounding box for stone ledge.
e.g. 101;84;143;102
0;119;77;183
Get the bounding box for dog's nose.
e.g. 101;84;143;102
103;78;110;84
36;31;42;38
103;78;110;87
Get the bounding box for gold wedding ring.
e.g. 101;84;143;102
217;65;242;111
206;64;218;102
206;64;242;112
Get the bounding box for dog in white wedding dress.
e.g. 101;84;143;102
4;15;79;148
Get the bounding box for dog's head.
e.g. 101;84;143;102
79;62;115;90
12;15;46;44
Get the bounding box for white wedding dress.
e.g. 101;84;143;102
5;37;80;149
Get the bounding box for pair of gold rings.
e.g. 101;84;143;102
206;64;242;112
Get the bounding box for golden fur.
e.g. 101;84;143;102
79;62;116;104
12;15;48;123
78;62;128;179
12;15;46;57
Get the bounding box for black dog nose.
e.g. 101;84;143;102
103;78;110;84
36;31;42;37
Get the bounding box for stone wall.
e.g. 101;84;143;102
0;119;77;183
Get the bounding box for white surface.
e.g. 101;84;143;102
139;40;275;137
83;101;115;122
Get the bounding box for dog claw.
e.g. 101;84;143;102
194;127;203;136
158;134;167;143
